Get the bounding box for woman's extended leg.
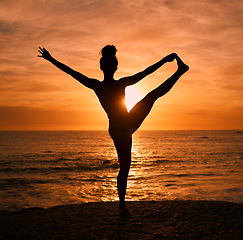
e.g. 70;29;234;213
112;134;132;215
129;56;189;132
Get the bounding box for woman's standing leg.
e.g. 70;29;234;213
112;134;132;215
129;56;189;133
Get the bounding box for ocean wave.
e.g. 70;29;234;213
0;162;119;173
0;154;117;167
0;177;56;190
164;172;224;178
153;159;185;165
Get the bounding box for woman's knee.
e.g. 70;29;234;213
119;160;131;173
118;168;130;179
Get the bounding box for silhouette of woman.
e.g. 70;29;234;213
38;45;189;214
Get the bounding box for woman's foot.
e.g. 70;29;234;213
119;207;131;215
176;56;189;73
119;202;131;215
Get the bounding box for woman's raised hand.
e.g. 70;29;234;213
38;47;52;60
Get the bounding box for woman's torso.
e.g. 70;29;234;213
95;80;127;119
94;80;133;137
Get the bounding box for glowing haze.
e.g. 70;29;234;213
0;0;242;130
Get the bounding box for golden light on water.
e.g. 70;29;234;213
125;86;143;112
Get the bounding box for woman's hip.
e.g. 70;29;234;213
108;121;133;140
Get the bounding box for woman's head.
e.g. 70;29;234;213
100;45;118;73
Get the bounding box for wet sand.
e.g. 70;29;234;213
0;200;242;239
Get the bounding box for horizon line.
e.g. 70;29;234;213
0;129;242;131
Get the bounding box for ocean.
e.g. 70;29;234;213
0;130;242;211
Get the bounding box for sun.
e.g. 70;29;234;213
125;86;143;111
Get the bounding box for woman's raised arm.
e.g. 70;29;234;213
118;53;177;87
38;47;100;90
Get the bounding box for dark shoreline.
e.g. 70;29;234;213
0;200;242;240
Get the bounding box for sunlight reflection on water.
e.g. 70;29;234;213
0;130;242;210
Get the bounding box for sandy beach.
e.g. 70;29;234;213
0;200;242;240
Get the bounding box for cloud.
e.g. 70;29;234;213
0;0;243;129
0;104;107;130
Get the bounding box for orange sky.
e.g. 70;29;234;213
0;0;243;130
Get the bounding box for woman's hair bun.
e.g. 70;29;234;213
101;45;117;57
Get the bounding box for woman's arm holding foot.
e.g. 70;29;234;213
119;53;177;87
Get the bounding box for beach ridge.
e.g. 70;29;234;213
0;200;242;239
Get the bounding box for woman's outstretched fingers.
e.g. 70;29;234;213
37;47;51;60
38;47;44;57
